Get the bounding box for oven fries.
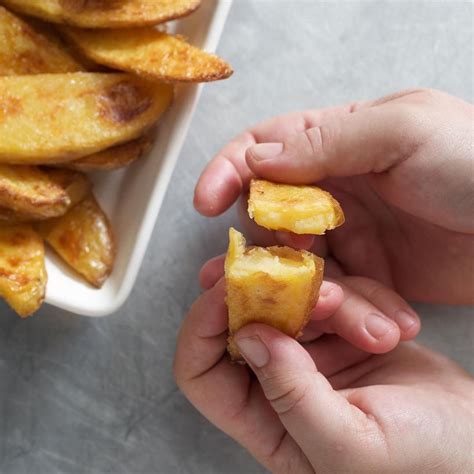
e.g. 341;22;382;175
0;224;47;317
61;27;233;83
0;0;232;317
37;195;115;288
0;73;173;164
0;0;201;28
225;228;324;360
248;179;345;235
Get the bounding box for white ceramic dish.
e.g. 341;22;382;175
44;0;233;316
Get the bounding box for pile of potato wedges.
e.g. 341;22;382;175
0;1;232;317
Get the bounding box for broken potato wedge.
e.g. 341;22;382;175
0;0;201;29
0;224;47;317
225;228;323;361
37;195;115;288
0;6;83;75
248;179;345;235
61;26;233;83
0;72;173;164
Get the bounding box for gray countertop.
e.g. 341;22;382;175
0;1;473;473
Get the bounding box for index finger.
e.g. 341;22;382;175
193;105;359;216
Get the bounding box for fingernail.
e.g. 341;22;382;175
249;143;283;161
393;310;417;332
365;313;395;340
319;282;335;297
235;336;270;367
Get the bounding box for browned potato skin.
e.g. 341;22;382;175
37;195;115;288
55;133;154;172
0;224;47;317
0;165;70;218
0;0;201;28
0;73;173;164
61;27;233;83
0;5;83;75
225;228;324;361
0;168;91;223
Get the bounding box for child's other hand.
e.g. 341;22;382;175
172;262;474;474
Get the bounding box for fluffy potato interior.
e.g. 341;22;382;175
248;179;345;235
225;228;323;360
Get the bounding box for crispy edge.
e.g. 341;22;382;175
37;194;115;288
61;27;233;83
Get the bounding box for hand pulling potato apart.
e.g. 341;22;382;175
226;181;344;360
225;228;323;361
248;179;344;235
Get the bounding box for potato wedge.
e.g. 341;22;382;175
0;73;173;164
55;133;153;172
248;179;345;235
61;27;233;83
0;167;90;223
43;168;91;208
37;195;115;288
0;6;83;75
0;224;46;317
225;228;323;360
0;0;201;28
0;164;70;218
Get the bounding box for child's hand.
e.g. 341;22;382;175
174;263;472;473
194;89;474;304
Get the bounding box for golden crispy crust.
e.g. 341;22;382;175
0;5;83;75
61;27;233;83
0;165;70;218
225;228;324;361
37;194;115;288
0;224;46;317
0;73;173;164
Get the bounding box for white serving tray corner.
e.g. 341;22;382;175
45;0;233;316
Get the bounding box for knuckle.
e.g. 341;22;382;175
301;126;322;157
264;374;311;416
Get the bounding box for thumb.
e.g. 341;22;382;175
245;102;426;183
234;324;372;470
